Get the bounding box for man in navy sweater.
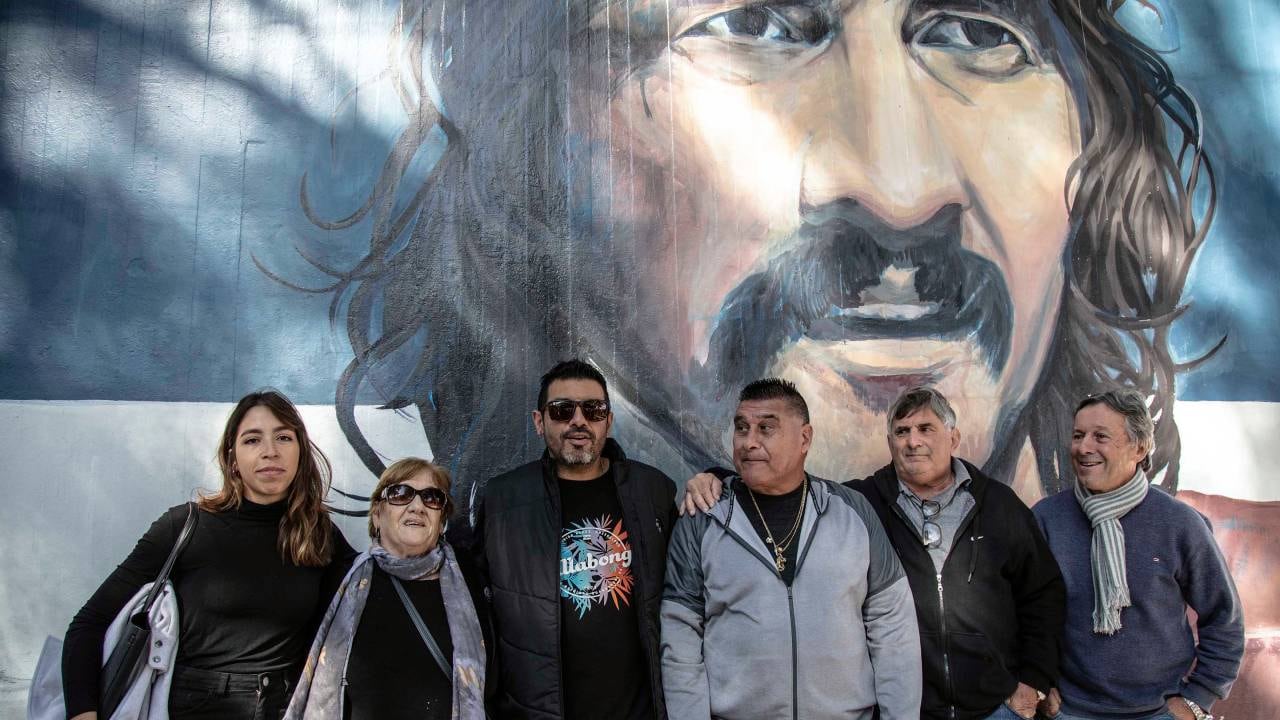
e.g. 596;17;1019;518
1033;389;1244;720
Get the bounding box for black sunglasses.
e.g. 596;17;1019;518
381;483;449;510
543;398;610;423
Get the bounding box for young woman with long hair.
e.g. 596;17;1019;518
62;389;358;719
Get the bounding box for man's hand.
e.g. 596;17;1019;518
1036;688;1061;719
1006;682;1039;719
678;473;724;515
1164;697;1198;720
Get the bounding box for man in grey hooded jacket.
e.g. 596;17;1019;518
661;378;921;720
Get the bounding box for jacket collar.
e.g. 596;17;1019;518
709;472;832;525
868;457;992;505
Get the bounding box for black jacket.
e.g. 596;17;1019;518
459;438;676;720
849;461;1066;720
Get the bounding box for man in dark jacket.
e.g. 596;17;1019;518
680;386;1066;720
850;387;1065;720
458;359;677;720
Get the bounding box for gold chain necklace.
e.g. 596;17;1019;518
746;475;809;573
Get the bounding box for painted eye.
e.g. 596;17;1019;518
912;14;1032;77
671;2;835;83
919;16;1018;50
682;2;833;47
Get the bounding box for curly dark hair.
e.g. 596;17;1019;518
282;0;1217;508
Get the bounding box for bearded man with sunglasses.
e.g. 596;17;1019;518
457;359;677;720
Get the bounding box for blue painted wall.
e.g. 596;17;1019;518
3;0;1277;405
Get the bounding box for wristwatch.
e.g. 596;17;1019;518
1181;697;1213;720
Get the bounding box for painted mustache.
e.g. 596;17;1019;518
704;201;1013;409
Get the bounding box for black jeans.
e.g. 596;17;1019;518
168;665;295;720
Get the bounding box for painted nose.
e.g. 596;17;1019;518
799;5;965;231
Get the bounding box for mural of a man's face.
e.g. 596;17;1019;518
605;0;1082;480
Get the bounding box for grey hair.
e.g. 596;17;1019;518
1076;388;1155;471
887;386;958;432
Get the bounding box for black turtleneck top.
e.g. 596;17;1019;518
62;500;356;717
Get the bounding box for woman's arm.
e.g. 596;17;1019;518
61;506;184;717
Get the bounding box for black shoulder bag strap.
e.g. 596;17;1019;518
389;575;452;680
100;502;199;716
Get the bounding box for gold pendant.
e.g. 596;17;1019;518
775;552;786;573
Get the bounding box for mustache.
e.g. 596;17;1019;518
703;202;1013;407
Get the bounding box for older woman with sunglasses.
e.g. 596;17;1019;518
285;457;491;720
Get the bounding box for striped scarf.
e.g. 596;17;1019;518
1074;470;1149;635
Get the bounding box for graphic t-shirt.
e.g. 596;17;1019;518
558;469;654;720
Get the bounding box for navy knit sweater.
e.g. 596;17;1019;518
1033;488;1243;719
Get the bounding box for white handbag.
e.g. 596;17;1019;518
28;503;195;720
26;581;180;720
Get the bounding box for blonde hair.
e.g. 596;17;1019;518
368;457;453;540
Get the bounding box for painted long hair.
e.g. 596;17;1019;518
292;0;1216;504
201;389;336;567
1005;0;1219;494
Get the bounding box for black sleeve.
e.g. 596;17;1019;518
843;476;874;492
61;505;186;717
665;491;679;546
658;471;679;544
320;522;359;598
305;521;360;642
464;481;491;592
449;482;497;713
453;552;499;714
1009;498;1067;693
702;466;734;481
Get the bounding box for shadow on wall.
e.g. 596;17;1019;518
0;0;395;403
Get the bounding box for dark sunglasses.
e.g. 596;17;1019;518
381;483;449;510
543;398;610;423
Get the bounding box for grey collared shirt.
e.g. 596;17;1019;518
895;459;975;573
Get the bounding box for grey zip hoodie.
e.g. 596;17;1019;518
662;475;922;720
